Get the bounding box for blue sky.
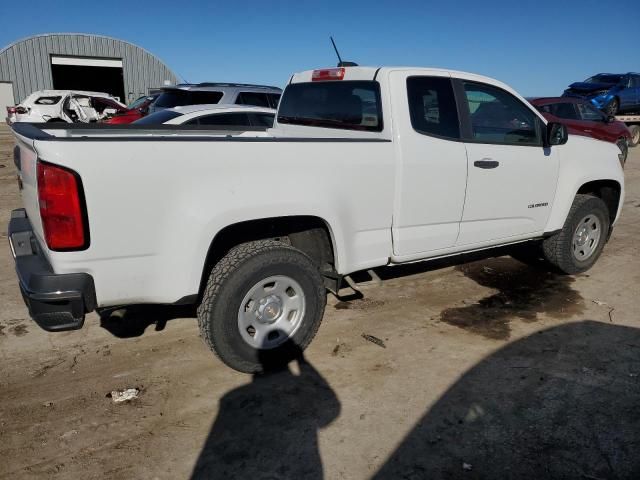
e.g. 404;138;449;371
0;0;637;96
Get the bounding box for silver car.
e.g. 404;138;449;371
148;83;281;114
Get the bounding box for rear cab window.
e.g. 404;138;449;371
278;81;383;132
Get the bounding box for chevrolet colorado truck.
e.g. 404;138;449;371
8;66;625;373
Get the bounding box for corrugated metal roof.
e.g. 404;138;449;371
0;33;179;104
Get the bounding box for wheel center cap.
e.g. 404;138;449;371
257;295;282;323
576;227;589;246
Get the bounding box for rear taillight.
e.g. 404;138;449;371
37;161;88;251
7;105;28;114
312;67;345;81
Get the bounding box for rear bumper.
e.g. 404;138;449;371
8;209;96;331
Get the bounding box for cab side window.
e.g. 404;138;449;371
462;81;541;146
406;76;460;139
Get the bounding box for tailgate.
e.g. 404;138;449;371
13;129;45;245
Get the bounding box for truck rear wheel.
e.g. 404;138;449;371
197;239;326;373
542;194;610;274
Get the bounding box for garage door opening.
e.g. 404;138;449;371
51;56;125;102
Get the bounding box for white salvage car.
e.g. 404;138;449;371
6;90;126;124
9;65;625;373
133;104;276;127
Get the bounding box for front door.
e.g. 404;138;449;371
390;72;469;257
456;80;559;247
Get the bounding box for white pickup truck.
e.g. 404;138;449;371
9;66;625;372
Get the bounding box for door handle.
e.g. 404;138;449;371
473;159;500;169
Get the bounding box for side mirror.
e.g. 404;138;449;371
546;122;568;147
606;115;616;123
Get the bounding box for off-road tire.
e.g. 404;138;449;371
197;239;326;373
542;194;610;274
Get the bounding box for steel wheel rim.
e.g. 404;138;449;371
572;214;602;262
632;129;640;145
237;275;306;349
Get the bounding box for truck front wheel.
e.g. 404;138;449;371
542;194;610;274
197;240;326;373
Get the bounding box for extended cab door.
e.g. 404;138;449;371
455;79;559;246
389;72;469;256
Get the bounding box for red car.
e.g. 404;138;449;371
530;97;631;164
105;94;159;125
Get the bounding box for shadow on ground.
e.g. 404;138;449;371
190;347;340;479
99;304;196;338
440;257;584;340
373;320;640;479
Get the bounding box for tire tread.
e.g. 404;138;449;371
542;194;609;274
197;239;325;372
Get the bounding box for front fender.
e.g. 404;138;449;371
544;136;624;232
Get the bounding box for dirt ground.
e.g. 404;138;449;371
0;123;639;479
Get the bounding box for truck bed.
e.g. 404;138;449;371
11;121;395;307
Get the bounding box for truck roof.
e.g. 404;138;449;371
290;66;517;95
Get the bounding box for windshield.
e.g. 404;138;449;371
585;75;622;84
154;89;223;108
277;81;382;132
133;110;183;125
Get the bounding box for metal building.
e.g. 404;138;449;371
0;33;178;110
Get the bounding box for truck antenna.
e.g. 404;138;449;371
330;36;358;67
